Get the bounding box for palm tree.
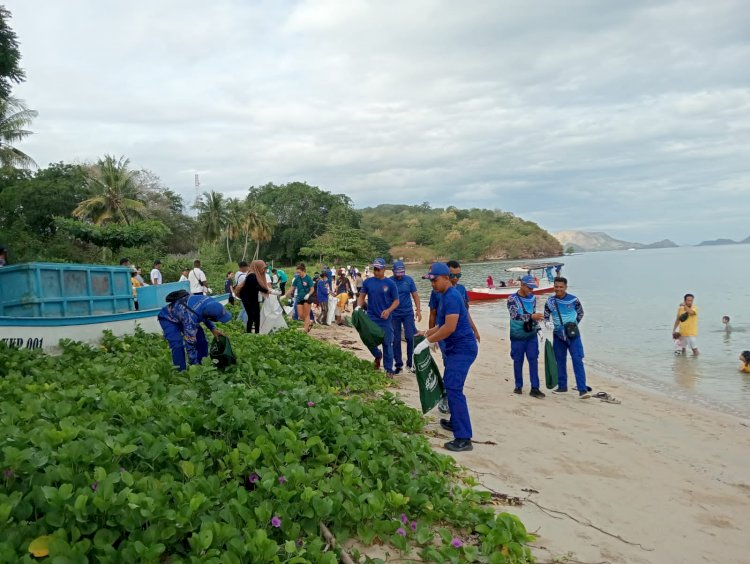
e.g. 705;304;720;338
0;97;37;169
72;155;146;225
250;208;275;261
224;197;245;262
195;190;228;245
239;198;275;261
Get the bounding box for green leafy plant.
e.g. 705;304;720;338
0;323;534;562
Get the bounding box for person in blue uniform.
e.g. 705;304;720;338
507;275;545;398
428;260;480;413
356;258;400;377
157;289;232;371
416;263;478;452
544;277;591;399
390;260;422;374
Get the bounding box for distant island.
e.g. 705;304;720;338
554;231;679;253
360;204;562;262
697;235;750;247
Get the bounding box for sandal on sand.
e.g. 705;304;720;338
594;391;621;404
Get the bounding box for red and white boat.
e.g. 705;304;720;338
467;262;563;302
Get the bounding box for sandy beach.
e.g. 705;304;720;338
312;309;750;564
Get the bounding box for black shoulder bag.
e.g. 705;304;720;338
555;299;580;340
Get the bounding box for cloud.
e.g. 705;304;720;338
6;0;750;243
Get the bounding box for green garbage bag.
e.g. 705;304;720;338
351;310;384;350
544;337;558;389
210;334;237;370
413;335;445;414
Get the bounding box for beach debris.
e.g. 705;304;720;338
593;391;621;404
521;488;540;494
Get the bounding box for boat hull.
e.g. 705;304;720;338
0;295;230;353
467;286;555;301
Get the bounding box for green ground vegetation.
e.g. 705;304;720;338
0;319;534;563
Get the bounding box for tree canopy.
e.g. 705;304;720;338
0;6;25;100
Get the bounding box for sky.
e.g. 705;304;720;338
6;0;750;245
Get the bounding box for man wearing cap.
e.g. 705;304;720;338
544;277;591;399
150;260;163;285
357;258;400;376
416;263;478;452
157;290;232;371
507;275;545;398
390;260;422;374
429;259;480;413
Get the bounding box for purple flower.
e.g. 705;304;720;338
410;521;417;531
307;401;315;407
248;472;260;483
271;516;282;528
396;527;406;537
451;538;463;548
3;468;14;479
295;538;304;548
278;476;287;484
90;481;98;492
400;513;408;524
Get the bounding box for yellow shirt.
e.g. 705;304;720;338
677;305;698;337
336;293;348;309
131;277;142;298
741;364;750;374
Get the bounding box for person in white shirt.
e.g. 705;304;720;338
188;260;209;295
179;268;189;282
150;260;163;285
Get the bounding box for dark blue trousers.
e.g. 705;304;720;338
553;334;587;391
368;315;394;373
392;314;417;369
158;318;208;371
444;349;478;440
510;337;540;389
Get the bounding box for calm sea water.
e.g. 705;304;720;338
410;246;750;418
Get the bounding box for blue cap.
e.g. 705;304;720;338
521;275;538;289
202;299;233;323
422;262;450;279
372;258;386;269
393;260;405;274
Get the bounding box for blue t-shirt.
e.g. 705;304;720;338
391;275;417;317
361;276;399;319
316;279;329;302
436;286;477;355
429;283;469;310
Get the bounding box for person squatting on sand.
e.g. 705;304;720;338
416;262;478;452
508;274;545;398
544;276;591;399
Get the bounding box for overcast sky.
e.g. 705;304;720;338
6;0;750;244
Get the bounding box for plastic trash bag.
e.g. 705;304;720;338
237;308;248;324
544;337;558;389
210;335;237;370
351;310;384;349
260;295;288;334
413;335;445;413
326;295;337;325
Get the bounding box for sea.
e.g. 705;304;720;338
410;245;750;419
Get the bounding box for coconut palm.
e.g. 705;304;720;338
195;190;229;245
250;207;275;261
0;97;37;169
224;197;245;262
72;155;146;225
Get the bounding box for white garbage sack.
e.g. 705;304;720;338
283;305;294;316
326;295;337;325
260;295;288;334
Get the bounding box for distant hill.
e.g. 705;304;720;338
697;236;750;247
359;204;562;261
554;231;678;252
